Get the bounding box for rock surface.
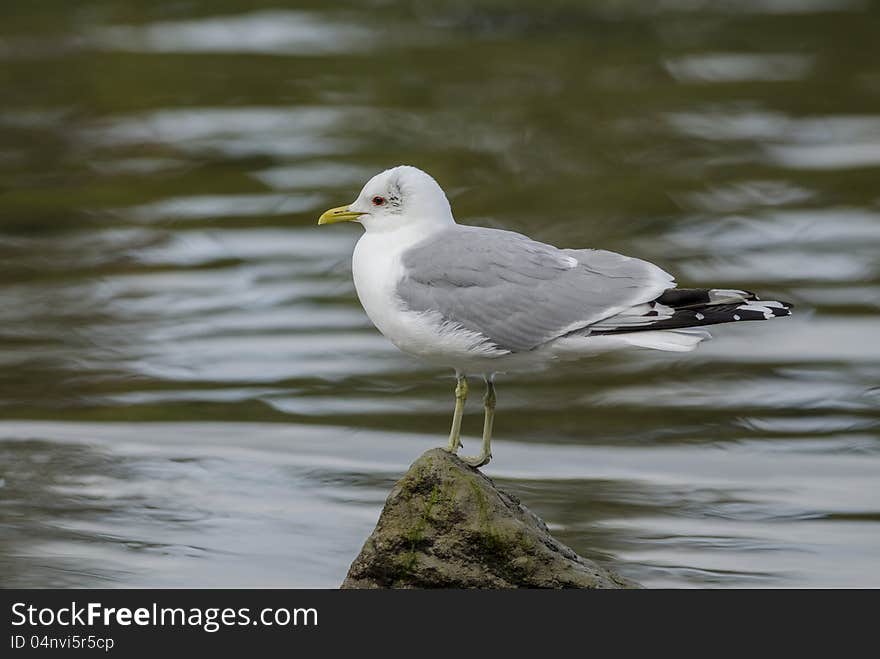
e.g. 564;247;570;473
341;448;637;589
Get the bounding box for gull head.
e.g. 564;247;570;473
318;165;454;233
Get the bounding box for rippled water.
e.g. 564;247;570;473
1;0;878;588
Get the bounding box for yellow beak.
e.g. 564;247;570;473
318;205;363;225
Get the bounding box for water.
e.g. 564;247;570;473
1;0;878;588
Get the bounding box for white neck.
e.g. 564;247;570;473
360;216;453;249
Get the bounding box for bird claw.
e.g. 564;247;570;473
461;452;492;469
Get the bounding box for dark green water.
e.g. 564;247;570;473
1;0;878;587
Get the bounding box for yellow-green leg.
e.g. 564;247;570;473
444;373;468;453
462;380;495;468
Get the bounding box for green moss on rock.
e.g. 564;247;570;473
341;448;638;589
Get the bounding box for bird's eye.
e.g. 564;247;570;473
371;196;386;206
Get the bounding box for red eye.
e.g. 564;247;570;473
371;196;386;206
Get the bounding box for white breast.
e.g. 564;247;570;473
351;233;407;341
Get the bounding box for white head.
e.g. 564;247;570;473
318;165;454;233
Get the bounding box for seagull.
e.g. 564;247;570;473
318;166;792;468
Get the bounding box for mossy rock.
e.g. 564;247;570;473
341;448;637;589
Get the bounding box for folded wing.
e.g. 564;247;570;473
396;225;675;352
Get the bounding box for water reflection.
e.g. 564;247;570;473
665;53;813;83
1;422;876;587
92;11;375;56
83;107;357;159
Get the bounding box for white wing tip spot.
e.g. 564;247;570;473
736;302;784;319
709;288;750;303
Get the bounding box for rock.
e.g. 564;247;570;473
341;448;637;589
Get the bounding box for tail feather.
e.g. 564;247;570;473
590;288;793;336
656;287;759;308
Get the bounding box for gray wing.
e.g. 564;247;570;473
396;225;675;352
